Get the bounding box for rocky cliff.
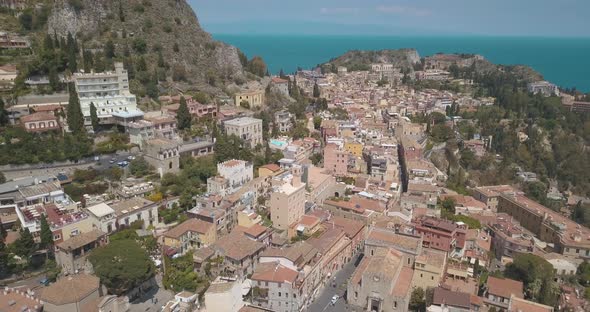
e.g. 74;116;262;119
47;0;244;92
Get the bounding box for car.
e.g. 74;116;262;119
109;158;116;164
39;277;50;286
330;295;339;305
127;155;135;161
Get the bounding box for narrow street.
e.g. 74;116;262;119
307;254;362;312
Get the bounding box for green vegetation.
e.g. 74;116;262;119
440;198;482;229
163;253;209;292
177;96;192;130
504;253;558;306
409;287;426;312
159;155;217;209
129;156;155;178
89;239;155;295
64;169;109;202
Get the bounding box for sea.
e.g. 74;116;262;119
214;34;590;92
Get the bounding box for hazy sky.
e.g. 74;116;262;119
189;0;590;37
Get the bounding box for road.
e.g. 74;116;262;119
307;254;363;312
128;274;174;312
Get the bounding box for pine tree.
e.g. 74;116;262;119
48;65;60;91
105;40;115;59
313;82;320;98
39;215;53;249
43;33;53;51
279;69;286;79
0;97;9;126
53;31;59;48
66;32;77;72
90;102;99;131
67;84;84;133
0;218;7;240
83;49;94;73
176;96;192;130
13;228;35;258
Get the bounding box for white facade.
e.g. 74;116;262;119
73;62;141;125
85;202;116;233
224;117;263;148
203;278;244;312
207;160;254;196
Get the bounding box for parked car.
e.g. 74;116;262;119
330;295;339;305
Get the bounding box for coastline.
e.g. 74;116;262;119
214;34;590;91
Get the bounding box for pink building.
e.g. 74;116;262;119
413;216;467;253
323;143;348;176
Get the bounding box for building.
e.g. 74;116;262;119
365;228;423;268
472;185;520;211
204;277;245;312
40;274;106;312
323;143;349;177
18;203;93;244
484;276;524;310
251;262;300;312
269;173;306;230
73;62;142;126
162;218;217;254
0;31;29;49
179;140;215;159
85;202;117;233
143;138;180;177
306;166;336;204
235;89;265;108
489;213;534;260
497;193;590;260
430;287;482;312
258;164;283;177
271;77;290;96
109;197;158;230
20;111;60;133
213;229;266;278
274;110;293;133
0;64;17;90
224;117;264;148
207;159;254;196
412;248;447;290
527;81;559;97
55;229;108;274
162;291;198;312
508;295;554;312
413;216;466;254
347;248;413;312
0;288;43;312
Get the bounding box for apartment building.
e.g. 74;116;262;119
73;62;142;126
270;173;306;230
207;159;254;196
224;117;263;148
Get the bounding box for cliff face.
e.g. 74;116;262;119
47;0;244;90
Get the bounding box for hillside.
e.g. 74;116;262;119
322;49;420;72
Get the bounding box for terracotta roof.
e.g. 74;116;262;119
163;218;213;239
487;276;524;299
244;224;268;238
271;77;289;84
260;164;281;172
391;266;413;297
324;216;365;238
56;229;105;250
251;262;298;284
40;274;100;305
20;112;57;123
298;214;320;227
432;287;471;309
367;228;422;253
307;228;345;253
215;229;265;261
509;296;554;312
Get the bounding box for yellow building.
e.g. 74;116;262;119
53;216;95;244
162;218;217;254
234;89;265;108
258;164;282;178
412;249;447;290
344;141;363;158
237;209;262;228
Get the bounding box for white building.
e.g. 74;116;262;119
203;277;245;312
207;159;254;196
527;81;560;97
223;117;263;148
73;62;142;126
85;202;117;233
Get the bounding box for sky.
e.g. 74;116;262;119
189;0;590;37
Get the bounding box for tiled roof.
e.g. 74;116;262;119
251;262;298;284
164;218;214;239
20;112;57;123
40;274;100;305
432;287;471;309
56;229;105;250
509;296;554;312
487;276;524;299
215;230;265;261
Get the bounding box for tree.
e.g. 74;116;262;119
240;100;250;109
0;218;6;240
176;96;192;130
313;82;320;98
129;157;154;177
409;287;426;312
39;215;53;249
0;172;5;184
504;253;556;305
89;103;99;131
89;239;155;295
577;261;590;286
0;98;8;126
13;228;36;258
104;40;115;59
313;116;322;130
66;84;84;134
247;56;267;77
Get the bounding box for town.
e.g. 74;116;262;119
1;1;590;312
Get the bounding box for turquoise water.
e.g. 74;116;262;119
214;34;590;92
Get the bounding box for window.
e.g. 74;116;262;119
394;301;397;308
278;292;281;297
71;229;80;236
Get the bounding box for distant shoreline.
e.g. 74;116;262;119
214;34;590;92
